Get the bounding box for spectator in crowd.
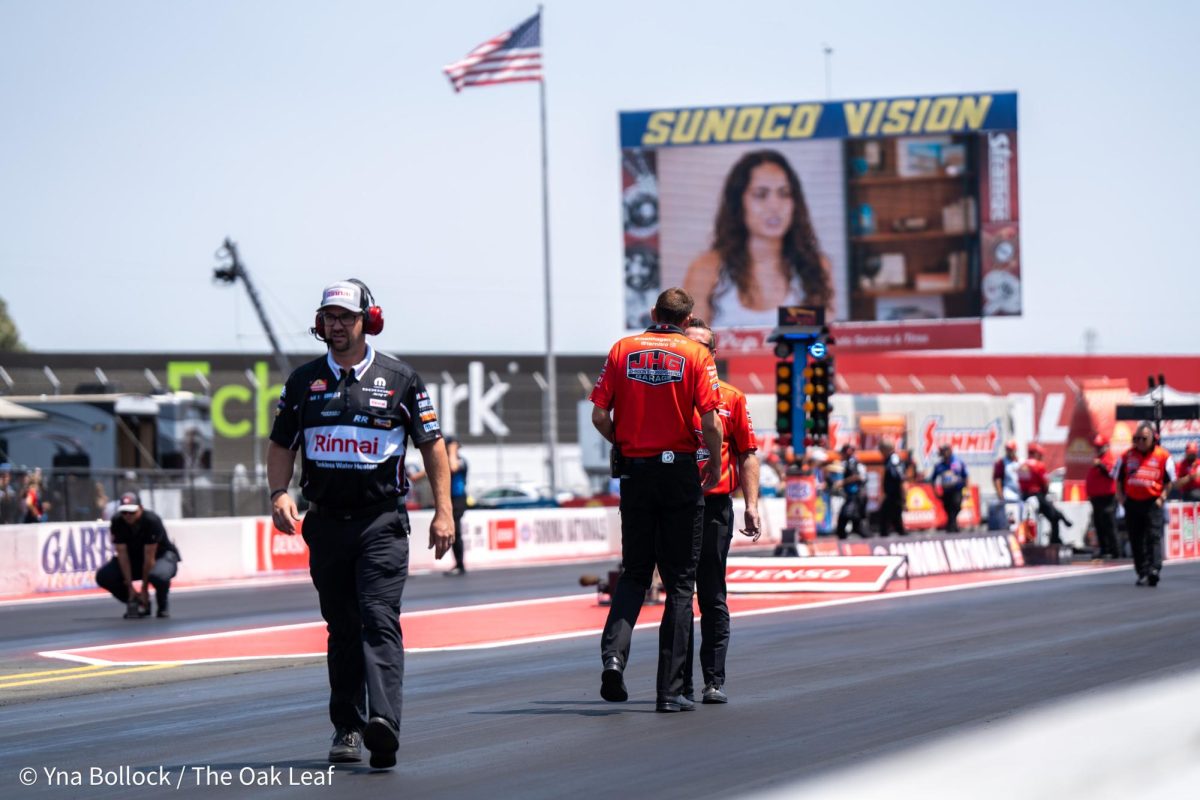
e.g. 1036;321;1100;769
0;466;18;523
443;436;469;576
1018;442;1072;546
929;443;969;533
22;470;47;523
95;492;181;618
1116;422;1175;587
834;443;867;539
878;437;906;536
1086;435;1120;559
993;439;1022;503
1172;442;1200;501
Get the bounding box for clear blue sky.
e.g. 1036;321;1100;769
0;0;1194;355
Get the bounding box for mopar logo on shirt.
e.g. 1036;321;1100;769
626;349;685;386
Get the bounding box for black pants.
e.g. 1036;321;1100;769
601;458;703;699
450;496;467;570
880;495;905;536
685;494;733;692
1090;495;1119;557
942;489;963;533
304;507;410;733
1025;492;1066;544
1124;499;1163;578
835;494;865;539
95;551;178;607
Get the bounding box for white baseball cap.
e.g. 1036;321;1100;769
318;281;363;313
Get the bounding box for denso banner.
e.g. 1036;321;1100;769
839;531;1025;578
725;555;905;593
256;518;310;572
37;523;114;591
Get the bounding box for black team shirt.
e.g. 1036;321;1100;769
269;346;443;507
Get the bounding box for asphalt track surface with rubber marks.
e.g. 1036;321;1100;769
2;558;1199;799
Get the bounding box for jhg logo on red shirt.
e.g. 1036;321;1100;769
921;416;1001;464
304;425;403;464
489;519;518;550
626;349;685;386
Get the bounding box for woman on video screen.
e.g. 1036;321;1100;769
684;149;832;328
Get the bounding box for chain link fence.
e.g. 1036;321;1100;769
0;467;277;523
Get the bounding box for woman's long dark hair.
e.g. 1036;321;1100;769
711;149;831;312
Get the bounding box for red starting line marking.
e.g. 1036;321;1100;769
38;564;1124;666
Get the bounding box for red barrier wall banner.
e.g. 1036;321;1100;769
726;556;905;593
256;519;309;572
786;475;819;540
903;484;981;531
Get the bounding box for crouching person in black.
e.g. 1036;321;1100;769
95;491;180;619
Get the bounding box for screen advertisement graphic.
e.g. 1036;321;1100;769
620;92;1019;345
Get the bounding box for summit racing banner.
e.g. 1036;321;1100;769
726;555;905;593
619;91;1020;334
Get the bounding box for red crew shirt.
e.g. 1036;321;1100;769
589;325;721;458
1117;446;1176;501
1085;451;1117;499
696;379;758;496
1017;457;1049;495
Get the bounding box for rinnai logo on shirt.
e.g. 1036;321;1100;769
921;416;1002;464
304;425;404;464
626;349;685;386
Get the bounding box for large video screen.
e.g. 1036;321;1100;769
619;92;1019;330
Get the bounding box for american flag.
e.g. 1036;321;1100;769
443;12;542;92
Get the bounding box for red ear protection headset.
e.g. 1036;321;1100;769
313;279;384;341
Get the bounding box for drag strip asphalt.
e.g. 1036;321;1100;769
1;560;1198;798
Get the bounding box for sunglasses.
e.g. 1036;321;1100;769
321;311;361;327
1133;435;1150;442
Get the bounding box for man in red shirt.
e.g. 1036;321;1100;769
590;288;723;713
1086;435;1120;559
683;319;760;705
1018;442;1072;545
1116;422;1176;586
1172;442;1200;501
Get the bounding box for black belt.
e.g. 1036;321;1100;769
626;451;697;465
308;498;400;520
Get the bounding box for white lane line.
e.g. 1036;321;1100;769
37;564;1136;664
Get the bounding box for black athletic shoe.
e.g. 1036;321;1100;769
600;657;628;702
156;607;170;619
443;566;466;576
1148;571;1160;587
123;599;150;619
655;694;696;713
1136;574;1149;586
702;683;728;704
328;728;362;763
363;716;399;769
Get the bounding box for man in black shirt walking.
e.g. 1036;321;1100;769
268;279;454;770
95;491;180;618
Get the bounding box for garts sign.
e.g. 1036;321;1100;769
725;556;905;593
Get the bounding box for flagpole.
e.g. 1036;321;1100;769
537;5;558;496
